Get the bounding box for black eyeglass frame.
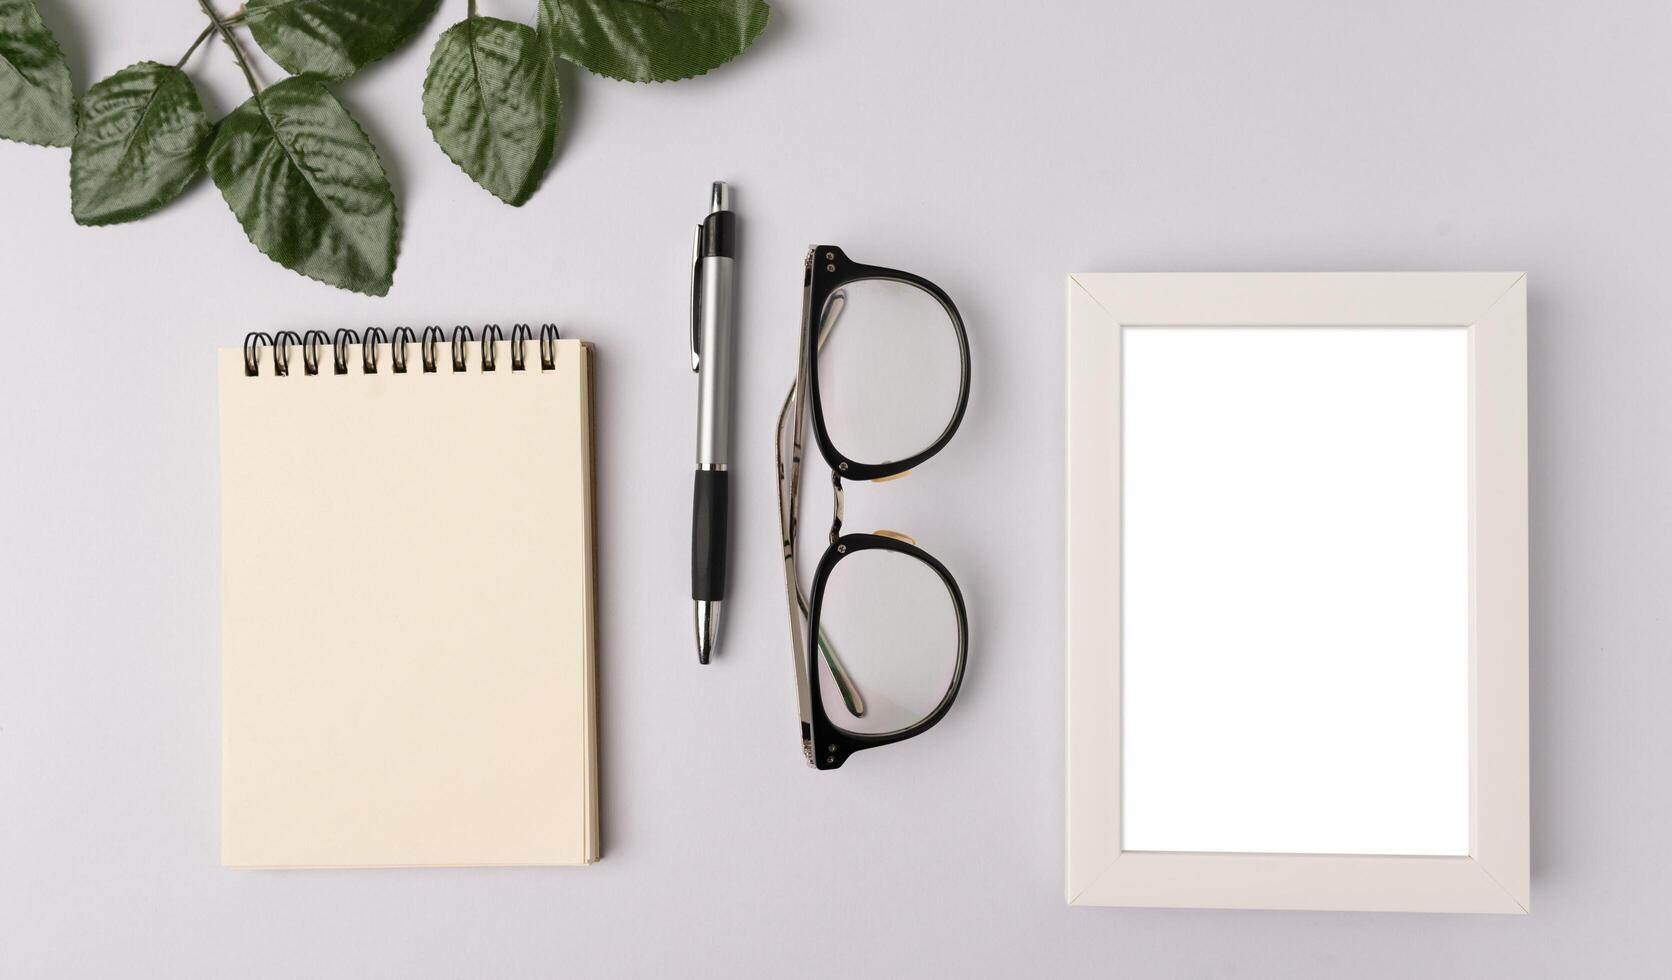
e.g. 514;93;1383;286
779;245;973;771
803;247;973;481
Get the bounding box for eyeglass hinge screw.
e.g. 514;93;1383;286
836;544;846;553
838;461;847;471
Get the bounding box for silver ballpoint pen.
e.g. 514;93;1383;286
691;181;737;664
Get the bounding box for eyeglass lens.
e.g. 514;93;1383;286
816;277;963;467
816;547;962;735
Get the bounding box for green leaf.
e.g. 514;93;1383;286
423;17;559;207
244;0;441;79
540;0;770;83
70;63;211;226
207;76;398;296
0;0;75;146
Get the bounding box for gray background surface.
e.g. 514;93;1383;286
2;0;1667;976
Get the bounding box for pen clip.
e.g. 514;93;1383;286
689;223;705;372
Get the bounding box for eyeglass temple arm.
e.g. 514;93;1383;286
796;578;865;718
777;379;867;718
777;290;867;717
817;290;845;349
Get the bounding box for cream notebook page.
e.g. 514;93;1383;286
218;338;597;868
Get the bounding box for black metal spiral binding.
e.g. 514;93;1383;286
362;327;387;373
422;326;444;373
451;325;473;372
243;332;272;376
511;324;532;370
245;324;560;377
540;324;561;370
272;331;300;376
391;327;416;374
302;330;329;375
332;328;359;375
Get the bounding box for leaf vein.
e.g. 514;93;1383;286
108;78;169;181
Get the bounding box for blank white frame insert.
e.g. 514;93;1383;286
1121;326;1470;857
1066;273;1529;913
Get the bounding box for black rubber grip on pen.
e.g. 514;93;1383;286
692;470;729;600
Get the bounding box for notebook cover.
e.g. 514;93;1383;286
217;338;597;868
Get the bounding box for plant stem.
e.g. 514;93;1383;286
468;0;477;17
196;0;263;98
177;23;215;68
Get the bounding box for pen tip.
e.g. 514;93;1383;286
709;181;729;213
696;600;720;663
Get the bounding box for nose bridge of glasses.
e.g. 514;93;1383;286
828;470;844;545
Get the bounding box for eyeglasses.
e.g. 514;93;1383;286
776;245;972;770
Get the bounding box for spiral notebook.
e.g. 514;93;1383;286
217;326;598;868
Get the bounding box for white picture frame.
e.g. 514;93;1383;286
1065;273;1529;913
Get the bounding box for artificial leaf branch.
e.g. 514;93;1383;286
423;2;557;206
1;0;770;296
0;0;75;145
